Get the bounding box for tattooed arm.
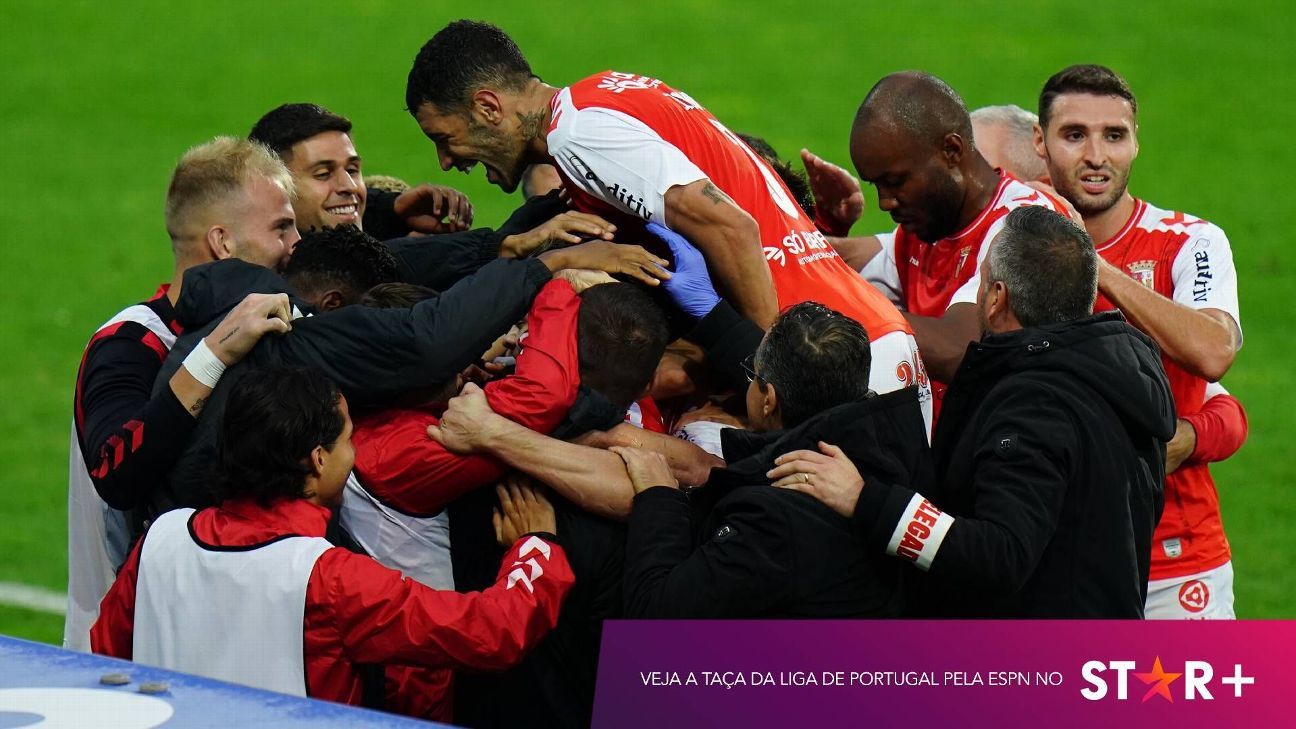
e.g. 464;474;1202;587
664;179;778;329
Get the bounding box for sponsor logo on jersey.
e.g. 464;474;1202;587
563;151;601;184
894;352;929;389
609;183;652;221
1162;537;1183;559
1178;579;1210;613
1127;259;1157;289
597;71;662;94
1191;242;1213;302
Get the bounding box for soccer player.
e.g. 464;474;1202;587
250;103;474;237
1035;64;1244;618
850;72;1071;420
973;96;1250;483
403;21;930;421
66;137;301;650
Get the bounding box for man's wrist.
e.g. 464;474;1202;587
536;247;567;272
1178;418;1198;460
476;411;523;450
814;210;851;238
183;339;228;387
1097;258;1125;297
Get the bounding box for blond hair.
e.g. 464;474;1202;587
165;136;295;243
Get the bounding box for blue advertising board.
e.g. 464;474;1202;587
0;636;448;728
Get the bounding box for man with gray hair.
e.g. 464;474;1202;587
970;104;1049;182
772;205;1176;617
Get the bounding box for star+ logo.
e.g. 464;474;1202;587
1081;657;1254;702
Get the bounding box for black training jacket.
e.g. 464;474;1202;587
624;388;934;618
150;256;550;513
381;190;569;291
851;312;1176;618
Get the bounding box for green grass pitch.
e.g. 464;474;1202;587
2;0;1292;642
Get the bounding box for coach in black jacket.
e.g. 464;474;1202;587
617;302;933;618
777;207;1176;618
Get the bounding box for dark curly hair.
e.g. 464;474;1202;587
283;225;400;307
405;20;534;114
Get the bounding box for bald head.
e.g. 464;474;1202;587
849;72;983;243
853;71;973;144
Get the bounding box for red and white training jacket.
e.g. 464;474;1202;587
92;497;573;721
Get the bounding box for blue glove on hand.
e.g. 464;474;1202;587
646;222;721;319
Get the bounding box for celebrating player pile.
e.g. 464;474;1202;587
64;17;1247;727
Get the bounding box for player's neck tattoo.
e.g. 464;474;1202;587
517;108;546;143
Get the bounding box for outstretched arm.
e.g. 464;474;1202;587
428;384;719;519
429;391;635;519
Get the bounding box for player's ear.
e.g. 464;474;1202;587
207;225;234;260
1033;123;1046;160
987;281;1012;327
762;381;780;420
316;289;346;312
942;133;964;167
472;89;505;126
308;443;327;478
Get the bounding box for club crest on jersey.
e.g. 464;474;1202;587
1127;260;1157;289
598;72;662;94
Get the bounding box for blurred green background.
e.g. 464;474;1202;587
2;0;1292;641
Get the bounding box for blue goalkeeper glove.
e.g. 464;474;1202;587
645;222;721;319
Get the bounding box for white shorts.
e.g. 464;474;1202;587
1145;561;1235;619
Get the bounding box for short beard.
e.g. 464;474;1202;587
1064;175;1128;217
918;173;966;243
466;118;524;192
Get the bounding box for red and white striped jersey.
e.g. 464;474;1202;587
1092;198;1241;580
545;71;930;425
862;172;1069;421
863;172;1070;318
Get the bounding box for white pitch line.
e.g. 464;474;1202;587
0;582;66;616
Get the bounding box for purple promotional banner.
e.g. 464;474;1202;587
592;621;1295;728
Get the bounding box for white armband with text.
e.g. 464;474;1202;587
886;493;955;571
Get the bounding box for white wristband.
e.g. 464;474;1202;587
182;339;227;389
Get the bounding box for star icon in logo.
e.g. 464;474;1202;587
1135;656;1182;703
